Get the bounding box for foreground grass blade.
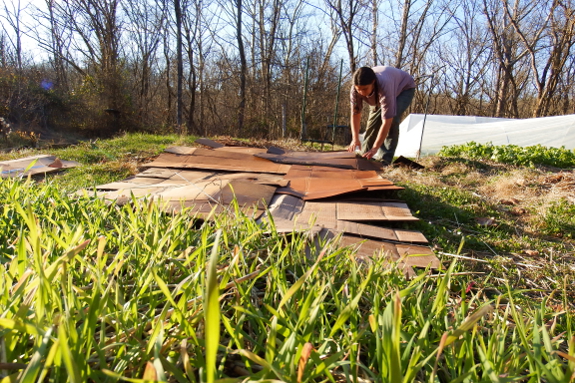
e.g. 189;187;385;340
18;327;53;383
205;229;222;383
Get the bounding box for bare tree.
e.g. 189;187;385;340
123;0;167;127
182;0;215;134
236;0;248;134
371;0;379;65
318;13;342;77
386;0;454;74
560;53;575;114
276;0;307;137
482;0;533;117
323;0;367;73
0;32;7;67
0;0;26;71
45;0;69;90
393;0;410;68
244;0;283;128
439;0;492;115
503;0;575;116
174;0;184;131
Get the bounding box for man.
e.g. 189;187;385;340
348;66;416;164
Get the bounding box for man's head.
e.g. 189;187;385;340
353;67;376;97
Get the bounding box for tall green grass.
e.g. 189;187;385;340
1;176;574;382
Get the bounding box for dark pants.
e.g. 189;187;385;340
361;87;415;164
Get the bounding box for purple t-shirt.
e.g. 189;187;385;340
350;66;416;119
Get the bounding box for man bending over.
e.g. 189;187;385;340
348;66;416;164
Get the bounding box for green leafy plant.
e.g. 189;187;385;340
439;142;575;168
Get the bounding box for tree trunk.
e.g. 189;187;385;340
236;0;247;135
174;0;184;133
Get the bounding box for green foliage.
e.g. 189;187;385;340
1;173;574;382
439;142;575;168
536;199;575;238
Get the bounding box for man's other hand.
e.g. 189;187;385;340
347;140;361;153
362;147;379;159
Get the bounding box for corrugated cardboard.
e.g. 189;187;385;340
1;155;79;178
146;149;290;174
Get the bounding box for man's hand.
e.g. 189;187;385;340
362;147;379;159
347;139;361;153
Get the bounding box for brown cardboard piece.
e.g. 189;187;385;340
278;165;403;200
146;149;290;174
337;201;419;221
255;150;384;171
260;194;428;244
90;145;439;275
1;155;79;178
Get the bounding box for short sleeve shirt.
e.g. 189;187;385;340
350;66;416;119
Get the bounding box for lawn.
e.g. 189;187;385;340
0;134;574;382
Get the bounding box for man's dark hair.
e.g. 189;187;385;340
353;67;376;86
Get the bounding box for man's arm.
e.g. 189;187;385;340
347;113;362;152
363;117;393;159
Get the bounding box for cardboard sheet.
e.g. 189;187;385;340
214;147;269;155
260;195;428;243
299;200;417;222
1;155;79;178
211;172;289;187
98;170;216;189
285;166;383;179
165;146;197;155
90;145;434;271
194;139;224;148
339;235;439;269
160;179;276;218
95;177;275;219
146;149;290;174
278;165;402;200
334;221;428;243
255;150;384;171
304;229;434;277
136;167;182;179
337;201;418;221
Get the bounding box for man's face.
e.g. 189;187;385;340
354;81;375;97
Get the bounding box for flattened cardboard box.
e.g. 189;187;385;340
1;155;79;178
261;194;427;244
255;150;384;171
278;165;403;200
91;169;278;219
146;149;290;174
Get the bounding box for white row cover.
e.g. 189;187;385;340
395;113;575;158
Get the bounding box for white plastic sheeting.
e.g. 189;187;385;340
395;114;575;158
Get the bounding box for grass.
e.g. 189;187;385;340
0;133;199;191
389;152;575;295
1;134;575;381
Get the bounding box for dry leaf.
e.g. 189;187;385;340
476;217;496;226
511;207;527;215
500;198;520;205
297;343;314;383
142;362;157;380
544;173;565;184
525;250;539;256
